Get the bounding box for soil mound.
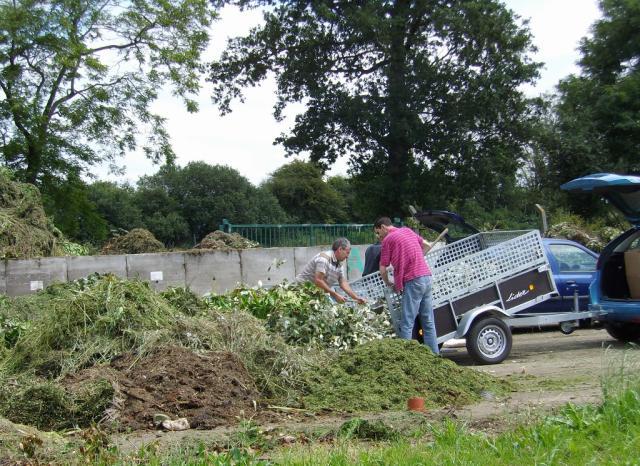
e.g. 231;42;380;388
194;230;258;251
65;346;261;431
101;228;165;255
0;169;60;259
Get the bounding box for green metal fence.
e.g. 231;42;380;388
220;219;376;248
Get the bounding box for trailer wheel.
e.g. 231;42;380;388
605;321;640;343
466;317;512;365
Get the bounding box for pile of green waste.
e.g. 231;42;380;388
194;230;259;250
0;169;61;259
0;274;313;431
301;339;508;412
101;228;165;255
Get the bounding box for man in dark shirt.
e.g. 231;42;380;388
362;242;381;276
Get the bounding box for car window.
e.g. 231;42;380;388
548;244;597;272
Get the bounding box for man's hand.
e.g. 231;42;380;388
332;292;347;304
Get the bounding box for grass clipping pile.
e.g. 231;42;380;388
194;230;259;250
0;274;505;438
302;339;507;412
0;275;298;433
101;228;165;255
0;169;62;259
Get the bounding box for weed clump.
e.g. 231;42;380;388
337;418;400;441
302;339;507;412
101;228;165;255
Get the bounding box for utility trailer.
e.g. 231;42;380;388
345;229;604;364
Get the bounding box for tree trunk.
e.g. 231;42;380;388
384;0;412;217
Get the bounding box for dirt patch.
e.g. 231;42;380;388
67;346;262;431
113;346;261;430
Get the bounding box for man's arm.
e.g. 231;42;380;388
339;277;366;304
314;272;346;303
380;264;392;287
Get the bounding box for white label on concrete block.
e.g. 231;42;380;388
150;271;163;281
30;280;44;291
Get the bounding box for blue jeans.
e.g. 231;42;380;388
400;275;439;354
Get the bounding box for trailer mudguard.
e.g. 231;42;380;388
455;305;510;338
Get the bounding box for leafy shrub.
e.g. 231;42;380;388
209;282;394;349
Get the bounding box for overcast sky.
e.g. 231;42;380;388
101;0;603;186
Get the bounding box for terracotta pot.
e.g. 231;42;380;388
407;396;425;412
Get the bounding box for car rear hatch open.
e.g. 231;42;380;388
412;210;479;243
561;173;640;226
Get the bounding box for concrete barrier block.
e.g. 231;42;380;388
126;252;185;292
67;255;127;281
5;257;67;297
240;247;296;286
184;250;242;295
0;261;6;295
293;246;325;277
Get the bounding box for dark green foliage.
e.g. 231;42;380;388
136;162;288;245
0;0;217;224
87;182;145;237
161;287;210;316
262;161;348;223
210;0;540;217
41;175;109;244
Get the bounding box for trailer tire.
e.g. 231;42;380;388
466;317;512;365
605;321;640;343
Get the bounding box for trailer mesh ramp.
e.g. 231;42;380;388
426;230;548;307
341;228;547;310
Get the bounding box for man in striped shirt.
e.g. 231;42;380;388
296;237;366;304
374;217;439;354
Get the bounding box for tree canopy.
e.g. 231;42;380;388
530;0;640;217
0;0;216;191
209;0;540;216
262;160;347;223
136;162;288;244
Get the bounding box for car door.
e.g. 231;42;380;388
546;241;598;312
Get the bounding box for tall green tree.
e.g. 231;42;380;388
530;0;640;217
262;160;347;223
137;162;288;243
209;0;540;216
87;181;144;234
0;0;216;192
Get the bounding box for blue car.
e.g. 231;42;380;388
562;173;640;342
413;210;598;314
530;238;598;314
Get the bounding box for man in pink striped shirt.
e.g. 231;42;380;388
374;217;439;354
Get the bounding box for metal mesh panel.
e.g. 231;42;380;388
347;271;390;302
343;230;547;319
427;230;547;307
